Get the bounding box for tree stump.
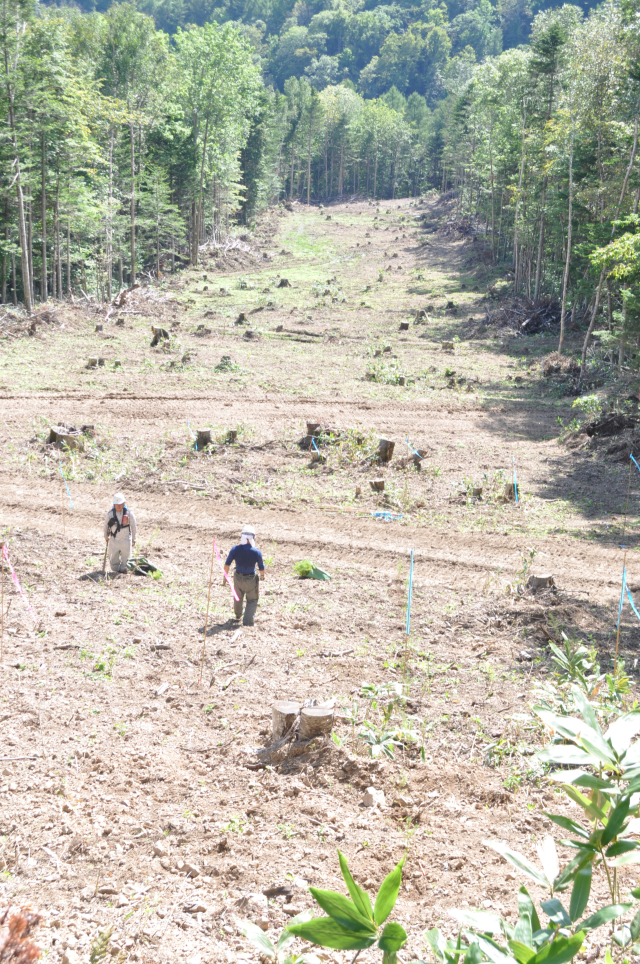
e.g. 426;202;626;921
87;357;98;369
225;429;238;444
236;312;247;325
412;450;428;469
48;427;84;451
472;486;483;498
298;706;333;741
398;376;406;386
277;278;291;288
415;309;428;323
527;573;555;590
504;481;516;501
370;479;385;492
196;430;212;450
272;701;300;740
399;322;409;331
150;326;169;347
306;421;322;437
377;438;395;463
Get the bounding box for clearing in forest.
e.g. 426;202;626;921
0;197;638;964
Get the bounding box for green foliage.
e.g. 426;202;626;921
240;911;319;963
286;851;407;963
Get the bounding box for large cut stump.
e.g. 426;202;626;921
298;706;333;741
272;701;300;740
377;438;395;463
196;430;212;450
48;427;84;451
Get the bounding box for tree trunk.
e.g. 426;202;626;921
579;114;638;386
3;80;32;311
2;196;8;304
306;118;313;205
130;123;136;284
558;120;574;355
66;219;71;297
489;129;495;261
11;247;16;305
41;132;47;301
533;175;547;300
197;114;209;253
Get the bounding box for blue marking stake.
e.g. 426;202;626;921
406;549;414;637
513;458;519;504
59;464;73;509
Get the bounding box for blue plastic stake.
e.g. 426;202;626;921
59;464;73;509
513;458;519;504
406;549;414;637
187;421;197;451
312;437;319;454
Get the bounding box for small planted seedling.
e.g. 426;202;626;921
286;851;411;963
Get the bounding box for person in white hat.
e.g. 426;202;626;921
223;524;265;626
104;493;137;573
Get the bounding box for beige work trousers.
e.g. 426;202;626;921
233;572;259;626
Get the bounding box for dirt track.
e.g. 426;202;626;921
0;198;637;964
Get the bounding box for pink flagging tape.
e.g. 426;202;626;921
2;544;38;626
213;539;240;602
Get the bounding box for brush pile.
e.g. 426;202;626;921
484;296;560;335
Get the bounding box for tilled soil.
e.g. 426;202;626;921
1;197;639;964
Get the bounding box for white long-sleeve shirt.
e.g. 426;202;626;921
104;506;137;542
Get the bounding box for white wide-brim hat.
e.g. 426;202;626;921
113;492;126;504
241;524;256;537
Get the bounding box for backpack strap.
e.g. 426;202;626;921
107;505;130;536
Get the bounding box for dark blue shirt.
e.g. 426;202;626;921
225;544;265;575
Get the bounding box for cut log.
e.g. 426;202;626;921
370;479;385;492
48;427;84;451
272;701;300;740
377;438;395;463
150;326;169;347
298;706;333;741
196;430;212;450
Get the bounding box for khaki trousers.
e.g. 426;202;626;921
233;572;260;626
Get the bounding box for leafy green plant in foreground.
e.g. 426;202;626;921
240;911;320;963
286;851;410;963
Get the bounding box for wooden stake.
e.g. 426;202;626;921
198;536;216;684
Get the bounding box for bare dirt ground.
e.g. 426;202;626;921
1;196;639;964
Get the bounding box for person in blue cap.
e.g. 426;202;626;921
223;524;265;626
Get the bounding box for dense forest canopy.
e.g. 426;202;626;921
1;0;639;370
